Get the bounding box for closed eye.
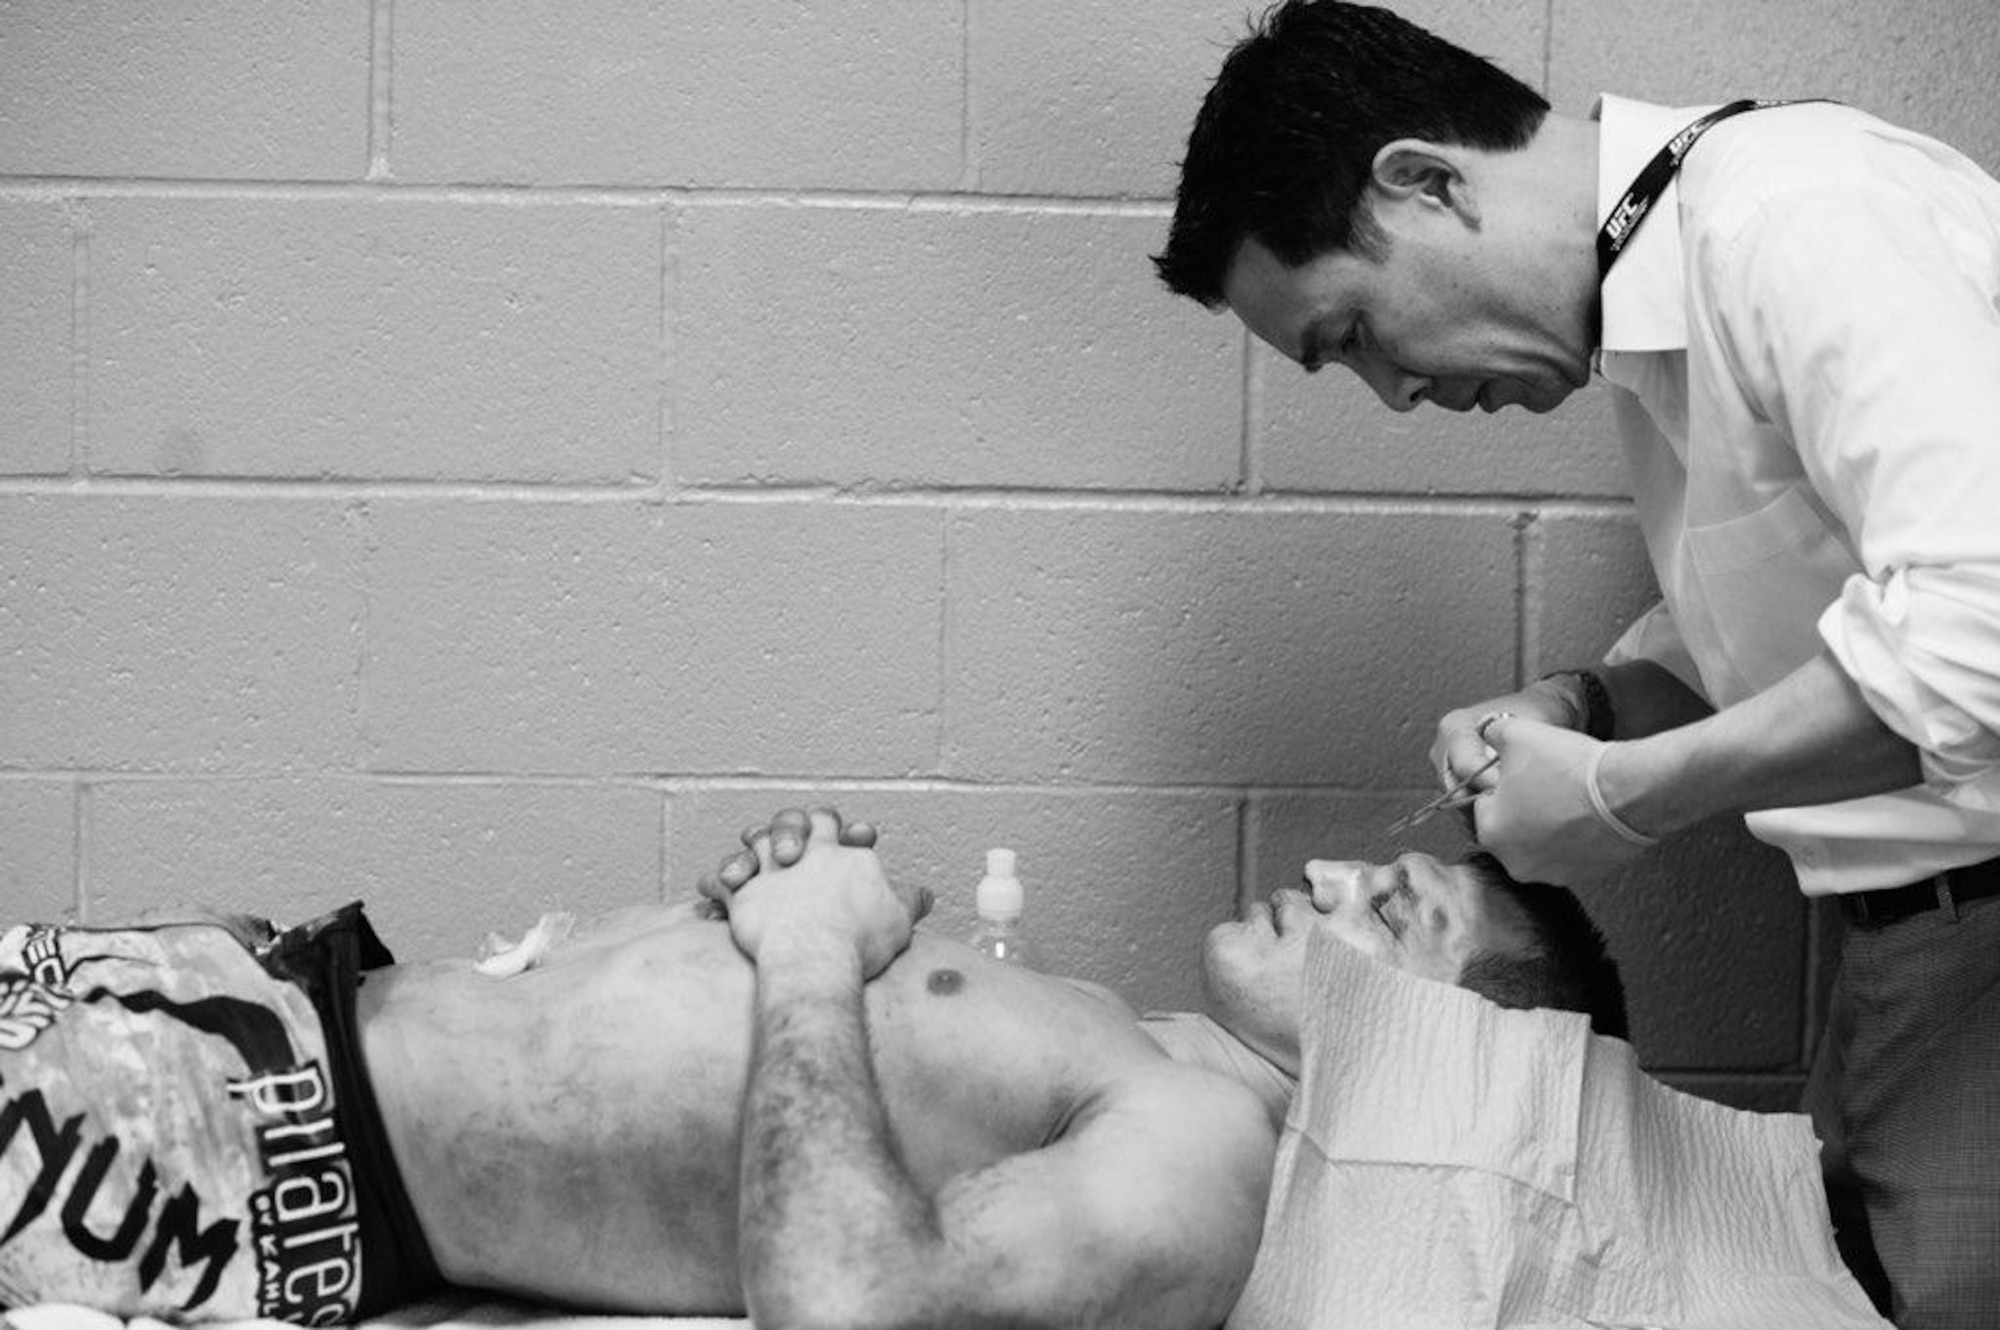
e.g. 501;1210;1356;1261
1388;867;1443;934
1369;865;1420;938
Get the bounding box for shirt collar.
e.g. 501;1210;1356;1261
1593;94;1713;354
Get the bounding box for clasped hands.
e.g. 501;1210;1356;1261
697;806;933;979
1431;689;1657;886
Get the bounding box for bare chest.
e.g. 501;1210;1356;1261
367;927;1154;1311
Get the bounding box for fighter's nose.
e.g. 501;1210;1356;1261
1303;859;1368;909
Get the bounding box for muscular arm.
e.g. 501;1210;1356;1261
742;959;1269;1330
736;932;916;1329
725;814;1271;1330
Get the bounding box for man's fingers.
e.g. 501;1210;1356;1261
1470;793;1497;851
1441;739;1487;791
726;806;880;880
804;806;881;851
741;808;811;869
695;875;732;916
1438;711;1512;791
717;847;760;889
1453;798;1479;838
768;807;813;866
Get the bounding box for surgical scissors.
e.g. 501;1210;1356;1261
1381;753;1500;838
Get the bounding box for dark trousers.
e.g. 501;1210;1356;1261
1804;892;2000;1329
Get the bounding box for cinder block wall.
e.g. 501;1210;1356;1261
4;0;1996;1111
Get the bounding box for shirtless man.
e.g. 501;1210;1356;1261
0;808;1623;1328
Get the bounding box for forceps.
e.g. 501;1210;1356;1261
1381;753;1500;838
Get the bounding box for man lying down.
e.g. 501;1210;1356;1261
0;807;1624;1329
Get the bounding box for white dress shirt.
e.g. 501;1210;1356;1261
1593;94;2000;894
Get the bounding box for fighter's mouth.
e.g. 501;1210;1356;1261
1266;889;1315;934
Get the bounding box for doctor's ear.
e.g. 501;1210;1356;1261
1370;140;1480;225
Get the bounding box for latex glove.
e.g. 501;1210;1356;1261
1428;680;1580;799
1472;715;1658;886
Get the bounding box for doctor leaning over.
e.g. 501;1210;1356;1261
1152;2;2000;1327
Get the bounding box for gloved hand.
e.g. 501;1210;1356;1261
1428;678;1582;800
1472;716;1657;886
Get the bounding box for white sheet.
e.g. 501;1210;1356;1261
1227;928;1892;1329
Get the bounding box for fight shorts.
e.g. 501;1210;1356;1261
0;903;443;1323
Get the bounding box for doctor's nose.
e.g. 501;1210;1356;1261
1353;359;1429;412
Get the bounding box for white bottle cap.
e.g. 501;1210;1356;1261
976;847;1023;917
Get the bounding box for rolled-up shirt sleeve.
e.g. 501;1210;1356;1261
1718;176;2000;796
1824;566;2000;797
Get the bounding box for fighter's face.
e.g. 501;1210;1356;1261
1200;852;1536;1076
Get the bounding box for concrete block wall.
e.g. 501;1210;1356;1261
4;0;1996;1110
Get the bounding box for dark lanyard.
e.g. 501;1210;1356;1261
1597;99;1807;281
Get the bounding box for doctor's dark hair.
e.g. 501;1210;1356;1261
1153;0;1549;306
1456;852;1630;1040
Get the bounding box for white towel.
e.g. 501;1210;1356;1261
1228;928;1891;1330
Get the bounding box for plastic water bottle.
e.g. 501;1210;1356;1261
968;847;1032;967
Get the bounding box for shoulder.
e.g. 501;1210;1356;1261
1081;1065;1277;1307
1058;1059;1277;1220
1681;102;1965;242
1676;103;2000;343
942;1061;1276;1328
1084;1055;1275;1137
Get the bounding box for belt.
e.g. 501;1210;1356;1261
1837;855;2000;928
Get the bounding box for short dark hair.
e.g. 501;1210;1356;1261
1153;0;1550;306
1455;851;1630;1040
